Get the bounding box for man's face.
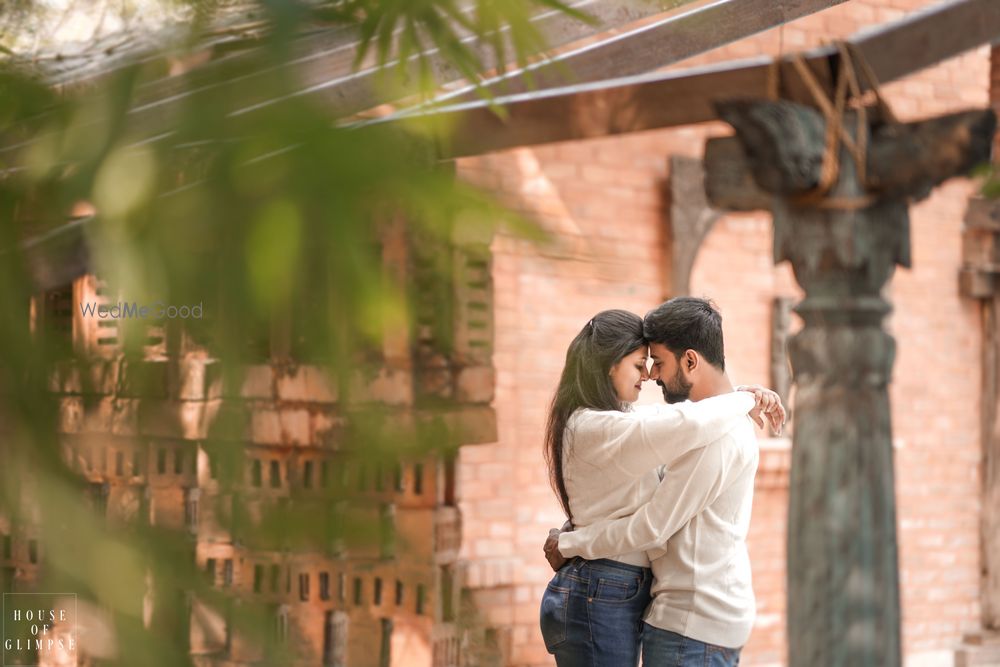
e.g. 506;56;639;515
648;342;692;404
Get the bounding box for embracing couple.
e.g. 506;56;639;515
539;297;785;666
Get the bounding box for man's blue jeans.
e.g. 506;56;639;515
642;624;742;666
539;557;652;667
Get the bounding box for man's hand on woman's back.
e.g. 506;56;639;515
544;520;573;571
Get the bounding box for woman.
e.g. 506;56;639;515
538;309;773;666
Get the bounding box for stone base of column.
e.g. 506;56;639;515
955;632;1000;666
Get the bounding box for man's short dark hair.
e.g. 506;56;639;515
643;297;725;371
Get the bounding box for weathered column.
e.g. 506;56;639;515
956;197;1000;665
706;99;995;666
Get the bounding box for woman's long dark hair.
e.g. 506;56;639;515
544;309;646;522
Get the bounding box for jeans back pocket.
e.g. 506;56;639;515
539;583;569;652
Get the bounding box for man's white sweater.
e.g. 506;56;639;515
559;398;759;649
556;391;753;567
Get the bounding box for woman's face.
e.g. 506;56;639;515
609;346;649;404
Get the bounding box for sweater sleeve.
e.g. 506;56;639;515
570;391;755;478
559;430;748;558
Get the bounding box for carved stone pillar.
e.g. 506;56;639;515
777;191;904;667
708;99;995;666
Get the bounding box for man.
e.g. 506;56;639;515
544;297;774;666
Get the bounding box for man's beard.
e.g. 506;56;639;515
658;367;692;404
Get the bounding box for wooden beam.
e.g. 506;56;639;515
399;0;849;111
406;0;1000;158
221;0;678;119
405;56;774;157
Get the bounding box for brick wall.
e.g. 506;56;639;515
457;1;991;665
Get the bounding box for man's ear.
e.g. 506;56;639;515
683;349;699;373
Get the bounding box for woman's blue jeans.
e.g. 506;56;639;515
539;557;653;667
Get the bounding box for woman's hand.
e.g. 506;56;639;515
737;384;787;434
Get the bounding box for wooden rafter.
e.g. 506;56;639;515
398;0;849;112
399;0;1000;158
148;0;684;118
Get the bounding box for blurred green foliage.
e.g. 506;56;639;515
0;1;575;664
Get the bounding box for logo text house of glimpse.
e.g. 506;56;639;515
2;594;77;666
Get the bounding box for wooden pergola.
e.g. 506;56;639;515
3;0;851;287
7;0;1000;664
0;0;847;162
